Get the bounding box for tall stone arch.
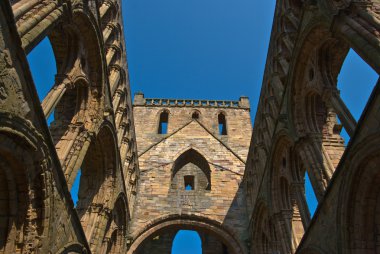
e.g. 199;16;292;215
128;215;246;254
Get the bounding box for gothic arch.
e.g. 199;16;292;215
128;215;246;254
338;134;380;254
171;148;211;190
28;8;110;173
155;109;170;134
250;200;277;254
0;114;53;253
101;193;129;254
74;123;119;252
71;10;105;98
269;134;309;252
287;23;350;199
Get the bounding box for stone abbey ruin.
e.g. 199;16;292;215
0;0;379;253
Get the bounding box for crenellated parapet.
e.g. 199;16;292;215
133;92;250;109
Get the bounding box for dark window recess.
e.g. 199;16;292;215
158;111;169;134
218;113;227;135
223;244;229;254
282;157;286;168
184;175;194;190
192;112;199;119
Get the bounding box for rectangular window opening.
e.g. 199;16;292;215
158;112;169;134
184;175;194;191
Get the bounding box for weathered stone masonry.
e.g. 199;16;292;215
129;94;252;253
0;0;138;253
0;0;380;253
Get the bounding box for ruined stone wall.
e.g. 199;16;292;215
0;0;139;253
243;1;380;254
129;95;252;253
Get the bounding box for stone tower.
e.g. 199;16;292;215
128;93;252;253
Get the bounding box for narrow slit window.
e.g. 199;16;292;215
218;113;227;135
184;175;194;190
158;111;169;134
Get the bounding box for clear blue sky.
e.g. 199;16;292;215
27;0;378;252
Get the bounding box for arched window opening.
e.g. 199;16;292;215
305;93;326;133
305;172;317;217
27;37;57;102
218;113;227;135
172;230;202;254
192;111;200;119
74;127;117;242
158;111;169;134
184;175;194;190
273;144;311;247
304;91;345;169
337;49;379;144
338;49;378;121
27;37;58;128
172;149;211;191
101;196;127;254
0;135;49;253
252;203;277;254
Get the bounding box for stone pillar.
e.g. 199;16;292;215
103;22;116;43
109;66;121;96
99;0;114;19
57;124;81;164
120;137;130;163
65;131;93;189
114;107;125;128
118;121;128;145
291;183;311;229
273;213;292;254
323;89;357;137
113;89;123;112
297;140;329;202
106;45;118;65
41;80;68;118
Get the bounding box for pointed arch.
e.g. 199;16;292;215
101;193;129;254
0;115;53;253
269;134;312;251
157;109;169;134
172;148;211;190
73;123;119;252
250;200;276;254
338;135;380;254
